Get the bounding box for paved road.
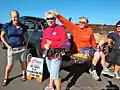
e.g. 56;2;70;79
0;48;120;90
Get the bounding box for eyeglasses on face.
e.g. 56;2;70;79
46;17;55;20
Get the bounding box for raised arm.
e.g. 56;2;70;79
57;14;76;32
53;10;76;33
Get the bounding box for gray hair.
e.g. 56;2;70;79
45;10;56;18
79;16;89;23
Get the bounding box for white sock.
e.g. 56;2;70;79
103;68;108;71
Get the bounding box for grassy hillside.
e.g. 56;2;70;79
89;24;116;35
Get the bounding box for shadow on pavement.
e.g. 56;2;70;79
2;74;22;86
60;55;111;90
101;80;119;90
41;55;115;90
10;74;22;81
61;58;92;90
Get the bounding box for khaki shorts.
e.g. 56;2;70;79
7;46;27;65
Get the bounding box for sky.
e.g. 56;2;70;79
0;0;120;25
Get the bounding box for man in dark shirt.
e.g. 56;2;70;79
1;10;28;86
106;21;120;79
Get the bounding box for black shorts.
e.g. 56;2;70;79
106;49;120;65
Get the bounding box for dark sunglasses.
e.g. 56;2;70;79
116;26;120;28
46;17;55;20
79;21;87;24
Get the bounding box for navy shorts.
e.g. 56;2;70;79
106;49;120;65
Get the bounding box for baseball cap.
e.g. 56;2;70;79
116;21;120;27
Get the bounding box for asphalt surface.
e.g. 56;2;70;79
0;47;120;90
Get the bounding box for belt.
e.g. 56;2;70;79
12;44;26;48
47;55;61;59
17;42;26;47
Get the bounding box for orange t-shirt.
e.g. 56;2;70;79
57;14;96;52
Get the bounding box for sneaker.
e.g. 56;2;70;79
101;68;114;77
43;85;54;90
114;72;120;79
89;69;100;80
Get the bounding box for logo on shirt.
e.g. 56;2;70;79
16;26;23;30
19;27;23;31
52;32;57;35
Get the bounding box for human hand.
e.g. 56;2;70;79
52;9;59;16
7;45;12;50
44;44;50;50
46;39;52;45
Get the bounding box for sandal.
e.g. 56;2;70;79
21;76;27;81
1;79;9;86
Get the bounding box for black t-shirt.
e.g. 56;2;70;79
107;31;120;49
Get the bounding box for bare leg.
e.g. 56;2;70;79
54;79;61;90
111;65;115;71
100;52;115;76
89;51;100;80
100;52;106;68
114;65;120;79
114;65;120;72
91;51;100;71
1;64;13;86
20;60;27;80
49;78;54;86
92;51;100;66
4;64;13;79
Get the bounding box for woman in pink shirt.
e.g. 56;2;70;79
41;10;69;90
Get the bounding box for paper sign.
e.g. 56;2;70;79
27;57;44;82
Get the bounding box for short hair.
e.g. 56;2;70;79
45;10;56;18
79;16;89;23
10;10;19;17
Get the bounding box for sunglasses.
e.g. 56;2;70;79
116;26;120;28
79;21;87;24
46;17;55;20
